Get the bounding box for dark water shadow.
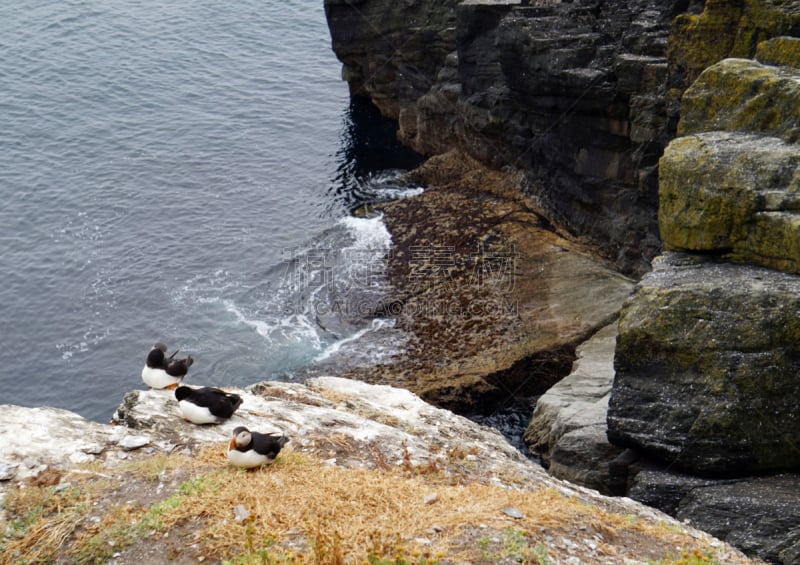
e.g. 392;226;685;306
327;96;424;214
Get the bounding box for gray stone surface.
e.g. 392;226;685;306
0;377;758;565
678;58;800;143
523;323;623;494
676;475;800;565
629;469;800;564
547;424;623;495
607;252;800;476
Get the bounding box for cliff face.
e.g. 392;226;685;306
454;0;676;275
605;34;800;564
324;0;800;276
322;2;800;561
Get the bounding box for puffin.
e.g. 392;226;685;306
174;385;243;424
141;342;194;389
227;426;289;469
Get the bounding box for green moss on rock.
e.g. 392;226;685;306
678;58;800;140
668;0;800;87
659;131;800;273
608;252;800;476
756;35;800;66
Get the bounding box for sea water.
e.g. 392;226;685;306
0;0;422;421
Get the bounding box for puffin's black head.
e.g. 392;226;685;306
146;343;168;367
230;426;252;451
232;426;250;437
174;386;193;401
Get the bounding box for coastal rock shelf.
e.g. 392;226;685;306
0;378;761;564
306;154;634;417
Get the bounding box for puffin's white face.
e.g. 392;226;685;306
233;429;252;449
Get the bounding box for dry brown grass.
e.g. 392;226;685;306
0;444;759;564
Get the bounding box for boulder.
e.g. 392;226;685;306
628;468;728;517
678;58;800;142
523;323;624;493
607;252;800;476
547;425;624;495
667;0;800;86
756;36;800;68
659;131;800;274
675;475;800;563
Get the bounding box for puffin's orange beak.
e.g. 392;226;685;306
228;437;236;451
165;383;179;390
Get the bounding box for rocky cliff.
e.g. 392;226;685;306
605;33;800;565
324;0;800;276
323;1;800;563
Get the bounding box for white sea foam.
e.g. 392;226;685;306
222;299;323;351
338;214;392;251
352;170;425;204
313;318;396;362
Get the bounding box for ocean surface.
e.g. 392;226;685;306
1;0;422;422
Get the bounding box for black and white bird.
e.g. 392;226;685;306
141;343;194;389
226;426;289;469
174;386;243;424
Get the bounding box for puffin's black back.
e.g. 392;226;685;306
166;355;193;377
251;431;289;457
176;386;242;418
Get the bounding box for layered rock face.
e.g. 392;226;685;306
323;0;463;153
610;37;800;478
326;0;678;274
324;0;799;276
606;34;800;565
454;0;674;275
661;56;800;273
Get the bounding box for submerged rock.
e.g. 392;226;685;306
308;160;634;416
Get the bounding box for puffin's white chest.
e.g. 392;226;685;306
141;365;181;389
226;448;272;469
178;400;218;425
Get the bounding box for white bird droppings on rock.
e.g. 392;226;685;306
117;435;150;451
